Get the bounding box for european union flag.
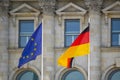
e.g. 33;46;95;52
18;23;42;68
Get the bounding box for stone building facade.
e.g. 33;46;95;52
0;0;120;80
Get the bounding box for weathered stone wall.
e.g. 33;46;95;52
0;1;9;80
0;0;120;80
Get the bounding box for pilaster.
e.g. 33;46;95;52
85;0;103;80
39;1;56;80
0;1;9;80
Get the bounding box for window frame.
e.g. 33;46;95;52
18;19;34;48
107;68;120;80
61;68;85;80
107;15;120;47
101;1;120;48
10;67;41;80
62;16;84;47
64;19;80;47
111;18;120;47
16;17;38;48
16;69;39;80
55;67;87;80
102;67;120;80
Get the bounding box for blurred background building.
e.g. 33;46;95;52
0;0;120;80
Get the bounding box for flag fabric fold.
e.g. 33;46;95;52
67;57;74;68
18;23;42;68
58;26;90;68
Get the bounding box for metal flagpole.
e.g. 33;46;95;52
41;19;44;80
88;18;90;80
88;54;90;80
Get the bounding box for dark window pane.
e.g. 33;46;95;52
111;18;120;46
65;36;72;47
19;20;34;32
111;34;119;46
62;70;85;80
108;69;120;80
19;36;27;48
111;18;120;32
20;72;34;80
20;32;32;36
16;70;38;80
65;19;80;33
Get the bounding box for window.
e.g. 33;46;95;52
19;20;34;48
107;69;120;80
61;69;85;80
64;19;80;47
16;70;38;80
111;18;120;46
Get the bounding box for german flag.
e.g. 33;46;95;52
58;26;90;68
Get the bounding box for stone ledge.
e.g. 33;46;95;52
101;47;120;52
8;48;23;54
54;47;67;51
10;0;37;1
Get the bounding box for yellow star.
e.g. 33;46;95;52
31;53;34;56
31;38;34;41
26;56;29;58
34;48;36;51
34;43;37;46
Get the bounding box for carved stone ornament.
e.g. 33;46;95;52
0;0;9;14
39;0;56;15
0;0;9;22
85;0;103;13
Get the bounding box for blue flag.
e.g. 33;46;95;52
18;23;42;68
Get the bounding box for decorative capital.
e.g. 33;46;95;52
39;0;56;15
85;0;103;14
0;0;9;7
0;0;9;13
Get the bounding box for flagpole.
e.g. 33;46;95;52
88;54;90;80
41;19;44;80
88;18;90;80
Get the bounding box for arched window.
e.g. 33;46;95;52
107;69;120;80
16;70;39;80
61;69;85;80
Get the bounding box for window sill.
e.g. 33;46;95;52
101;47;120;52
8;48;23;54
10;0;37;1
55;47;68;51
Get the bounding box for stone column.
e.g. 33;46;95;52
85;0;103;80
39;1;55;80
0;1;9;80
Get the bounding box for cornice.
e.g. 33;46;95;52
9;3;40;16
56;2;87;16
